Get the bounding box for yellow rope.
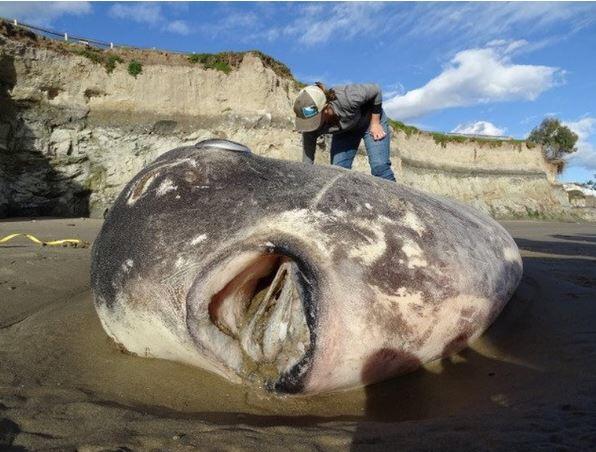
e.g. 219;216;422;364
0;233;90;248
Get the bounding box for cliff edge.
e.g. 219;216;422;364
0;21;588;220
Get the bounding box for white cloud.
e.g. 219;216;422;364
244;2;387;46
564;117;596;171
565;117;595;143
196;10;259;37
452;121;506;137
109;3;162;25
164;20;192;36
187;2;596;51
404;2;596;50
0;1;91;27
385;41;561;120
383;82;405;100
109;3;194;36
294;3;385;46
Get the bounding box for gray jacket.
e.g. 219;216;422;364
302;83;382;163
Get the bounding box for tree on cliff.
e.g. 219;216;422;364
528;118;578;164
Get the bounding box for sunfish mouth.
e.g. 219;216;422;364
186;244;317;393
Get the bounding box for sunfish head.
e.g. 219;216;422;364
91;139;522;395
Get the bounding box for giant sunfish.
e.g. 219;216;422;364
90;139;522;394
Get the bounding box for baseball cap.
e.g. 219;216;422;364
293;85;327;132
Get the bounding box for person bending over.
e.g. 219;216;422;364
293;82;396;181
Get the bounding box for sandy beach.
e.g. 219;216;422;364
1;218;595;450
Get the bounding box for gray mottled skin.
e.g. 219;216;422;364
91;139;522;395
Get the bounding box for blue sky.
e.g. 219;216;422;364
1;1;595;182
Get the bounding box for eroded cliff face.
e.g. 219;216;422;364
0;26;583;220
0;26;302;217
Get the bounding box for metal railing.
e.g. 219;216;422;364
1;17;189;54
4;17;116;49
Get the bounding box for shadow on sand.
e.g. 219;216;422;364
349;231;596;449
514;236;595;258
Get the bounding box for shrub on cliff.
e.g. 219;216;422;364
187;53;231;74
74;47;124;75
76;48;103;65
106;55;123;74
128;60;142;78
186;51;297;80
528;118;578;170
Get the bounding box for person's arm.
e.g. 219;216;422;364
302;132;317;164
369;112;385;140
361;84;385;141
363;83;383;109
343;84;385;140
347;84;382;110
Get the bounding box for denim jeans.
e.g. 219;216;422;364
330;111;396;182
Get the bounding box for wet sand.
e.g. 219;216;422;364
1;218;595;450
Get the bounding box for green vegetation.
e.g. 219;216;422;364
186;50;298;82
106;55;123;74
249;50;293;79
208;61;232;74
70;43;300;84
74;47;125;74
524;207;544;219
127;60;143;78
388;120;421;137
187;53;204;64
432;132;525;149
75;47;103;65
430;132;468;147
187;53;232;74
389;119;526;148
528;117;578;172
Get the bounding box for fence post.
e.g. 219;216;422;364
64;33;68;41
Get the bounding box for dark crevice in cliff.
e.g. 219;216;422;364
0;53;90;218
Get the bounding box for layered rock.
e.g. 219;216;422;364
0;23;587;220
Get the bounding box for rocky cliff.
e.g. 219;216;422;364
0;22;587;220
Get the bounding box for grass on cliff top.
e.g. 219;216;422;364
389;119;528;148
188;53;232;74
187;50;298;83
106;55;124;74
0;20;305;86
74;47;124;74
389;120;421;138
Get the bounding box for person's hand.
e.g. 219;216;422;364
369;123;386;141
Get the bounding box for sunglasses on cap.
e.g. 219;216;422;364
302;105;319;118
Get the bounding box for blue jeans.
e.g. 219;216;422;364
330;111;396;181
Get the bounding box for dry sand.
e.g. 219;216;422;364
1;218;595;450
